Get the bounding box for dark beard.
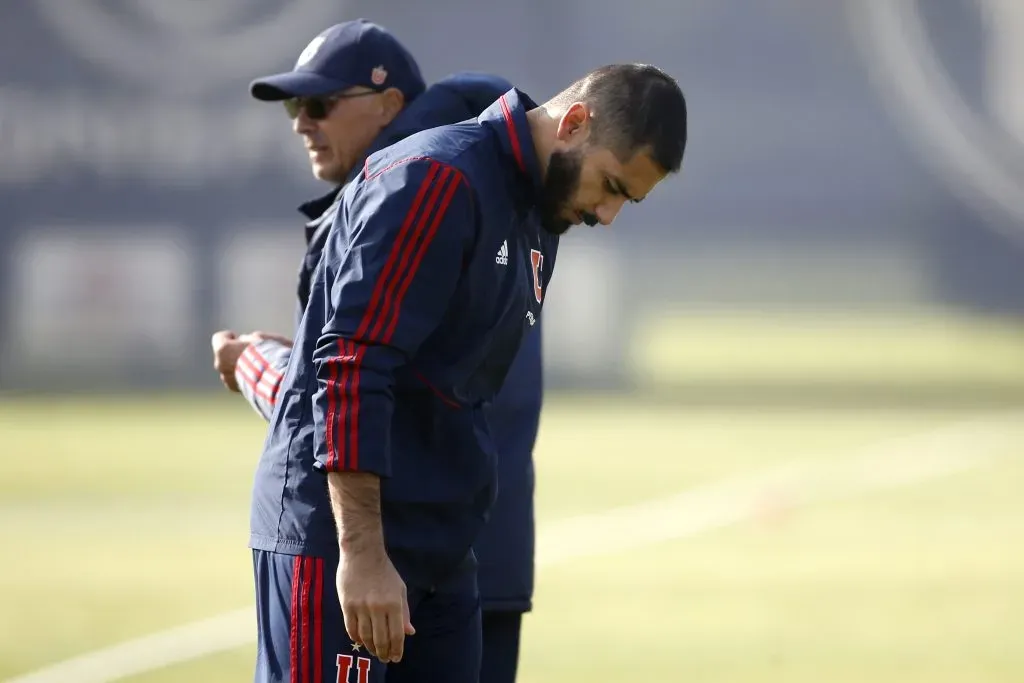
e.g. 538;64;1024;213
539;149;584;235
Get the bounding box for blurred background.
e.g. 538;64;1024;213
1;1;1023;682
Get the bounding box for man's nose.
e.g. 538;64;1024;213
595;196;627;226
293;109;316;136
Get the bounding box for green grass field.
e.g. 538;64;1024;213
2;393;1023;682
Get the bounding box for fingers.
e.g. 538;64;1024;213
219;372;240;393
388;601;408;663
341;603;363;652
343;597;408;663
402;587;415;636
344;600;383;660
356;608;376;660
210;331;241;392
337;559;412;664
383;585;413;663
373;608;392;663
214;356;240;391
211;331;236;372
375;597;410;663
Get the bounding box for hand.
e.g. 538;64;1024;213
337;545;415;664
210;330;251;392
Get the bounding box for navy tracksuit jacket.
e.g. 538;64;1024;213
247;86;556;596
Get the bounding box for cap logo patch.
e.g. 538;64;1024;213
371;65;388;86
296;35;326;67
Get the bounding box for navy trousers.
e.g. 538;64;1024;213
480;611;523;683
253;550;481;683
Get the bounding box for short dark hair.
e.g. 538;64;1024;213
552;64;688;174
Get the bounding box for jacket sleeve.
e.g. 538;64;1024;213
234;339;292;421
312;158;474;476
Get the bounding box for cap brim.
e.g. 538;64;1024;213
249;71;353;101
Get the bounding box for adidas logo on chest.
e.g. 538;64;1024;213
495;239;509;266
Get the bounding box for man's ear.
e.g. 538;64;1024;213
556;102;590;143
379;88;406;123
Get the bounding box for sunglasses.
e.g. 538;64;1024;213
283;90;380;120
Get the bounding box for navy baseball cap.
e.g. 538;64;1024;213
250;19;425;103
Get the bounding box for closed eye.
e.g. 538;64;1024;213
605;176;642;204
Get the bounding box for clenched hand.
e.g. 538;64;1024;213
210;329;294;392
338;545;416;663
210;330;249;392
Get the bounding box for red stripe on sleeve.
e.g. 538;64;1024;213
237;353;280;404
324;160;466;472
349;166;462;471
325;359;338;471
337;340;357;472
382;171;464;343
355;162;442;341
245;345;283;382
345;342;364;472
367;165;455;342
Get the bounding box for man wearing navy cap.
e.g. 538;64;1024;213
209;19;545;683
